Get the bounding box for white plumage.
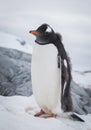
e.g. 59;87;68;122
31;43;63;114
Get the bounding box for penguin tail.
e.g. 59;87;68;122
70;113;85;122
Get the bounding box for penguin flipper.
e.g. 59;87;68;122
70;113;85;122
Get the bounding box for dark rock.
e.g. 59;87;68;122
16;39;26;45
71;81;91;114
72;92;86;114
85;88;91;97
0;82;15;96
71;81;89;97
0;47;32;96
83;106;91;113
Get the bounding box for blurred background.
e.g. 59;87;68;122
0;0;91;86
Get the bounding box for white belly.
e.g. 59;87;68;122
31;43;62;114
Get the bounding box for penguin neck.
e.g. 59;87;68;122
35;40;50;45
35;40;60;55
35;38;66;59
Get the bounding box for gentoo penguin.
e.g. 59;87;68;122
29;24;84;122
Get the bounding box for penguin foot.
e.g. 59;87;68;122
34;109;45;117
42;114;57;118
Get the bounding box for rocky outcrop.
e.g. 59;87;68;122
0;47;32;96
71;81;91;114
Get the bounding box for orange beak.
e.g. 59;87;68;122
29;30;39;35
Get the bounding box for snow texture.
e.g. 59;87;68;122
0;95;91;130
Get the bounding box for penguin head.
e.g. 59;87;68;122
29;24;56;45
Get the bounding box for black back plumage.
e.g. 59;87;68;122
54;33;73;112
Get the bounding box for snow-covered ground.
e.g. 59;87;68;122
0;95;91;130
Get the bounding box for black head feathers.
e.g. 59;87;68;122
29;23;57;44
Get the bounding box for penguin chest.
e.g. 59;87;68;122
31;44;62;114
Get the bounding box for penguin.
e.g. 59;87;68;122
29;24;84;122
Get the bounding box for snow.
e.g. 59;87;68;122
0;31;32;54
0;95;91;130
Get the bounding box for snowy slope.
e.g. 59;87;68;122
0;31;32;54
0;95;91;130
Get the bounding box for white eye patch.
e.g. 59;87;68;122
46;26;52;33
